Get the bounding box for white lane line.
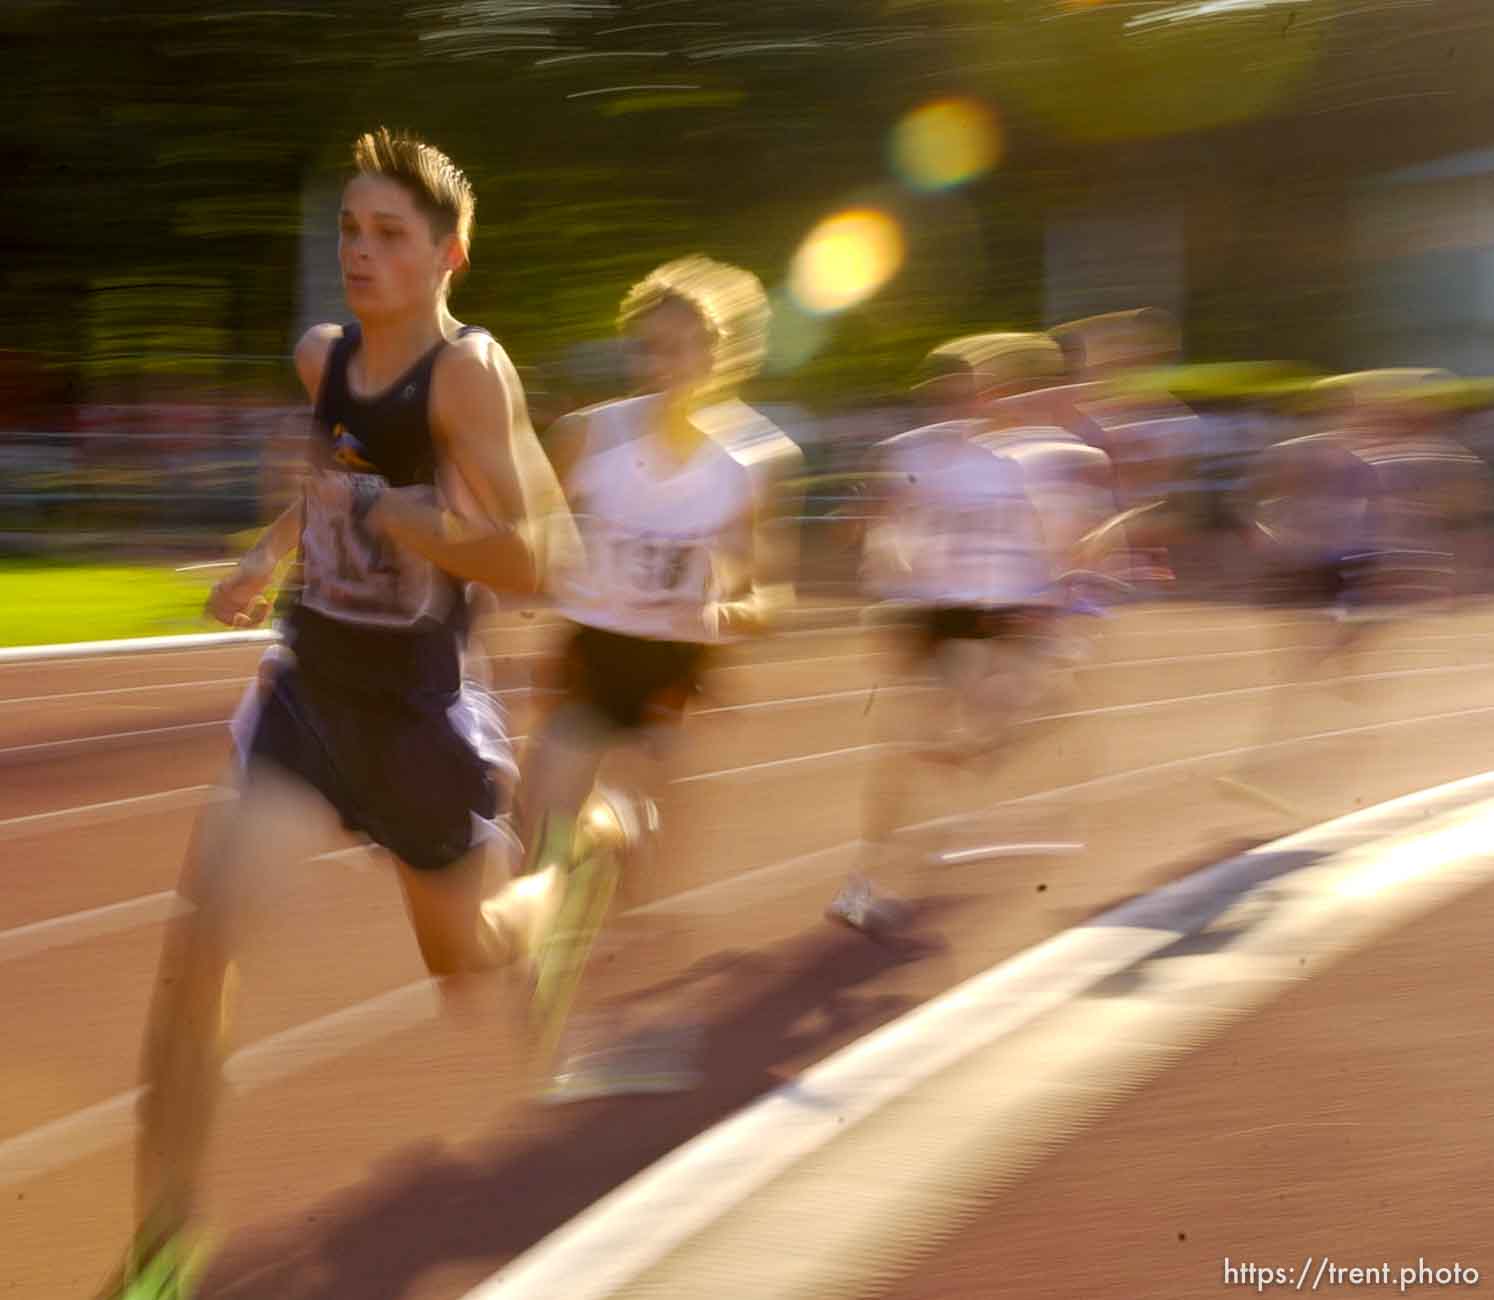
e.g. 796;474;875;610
1043;657;1494;722
692;684;911;717
0;785;227;841
222;980;444;1094
0;631;275;665
0;679;531;713
0;981;444;1189
628;840;864;919
1089;640;1460;671
0;843;391;965
465;773;1494;1300
0;677;253;708
670;742;879;786
0;612;864;671
0;1089;145;1189
0;719;227;762
711;649;892;675
0;892;188;964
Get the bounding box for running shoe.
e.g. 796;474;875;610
531;847;621;1059
825;873;912;939
94;1228;211;1300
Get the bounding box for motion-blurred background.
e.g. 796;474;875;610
5;0;1494;641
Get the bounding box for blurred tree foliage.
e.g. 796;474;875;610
3;0;1491;412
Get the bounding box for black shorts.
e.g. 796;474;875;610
563;623;710;732
1263;556;1368;610
237;662;503;871
918;605;1053;654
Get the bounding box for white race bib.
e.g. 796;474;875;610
300;471;439;626
576;514;713;611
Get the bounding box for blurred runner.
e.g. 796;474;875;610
1221;369;1481;816
506;255;799;1099
99;127;569;1300
825;333;1062;939
975;340;1121;580
1050;307;1197;590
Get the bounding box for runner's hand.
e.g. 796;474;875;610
206;558;273;628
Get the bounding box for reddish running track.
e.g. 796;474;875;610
4;602;1494;1299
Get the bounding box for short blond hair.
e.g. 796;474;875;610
351;127;475;254
919;332;1064;392
619;255;770;391
1050;308;1179;375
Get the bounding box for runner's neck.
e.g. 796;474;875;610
649;396;708;470
350;303;462;397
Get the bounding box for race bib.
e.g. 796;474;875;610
580;516;712;610
300;471;437;625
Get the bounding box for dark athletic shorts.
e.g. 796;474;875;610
1262;554;1372;611
562;622;710;732
917;604;1054;655
235;658;504;872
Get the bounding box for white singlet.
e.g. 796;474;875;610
978;425;1118;566
863;420;1052;608
553;395;755;643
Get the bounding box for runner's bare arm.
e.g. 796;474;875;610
239;500;302;576
710;441;805;638
293;323;342;401
708;499;777;638
540;409;591;505
205;325;340;627
205;501;303;627
857;444;912;585
370;334;567;597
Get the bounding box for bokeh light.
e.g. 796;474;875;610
890;98;1003;193
764;287;832;374
789;208;906;316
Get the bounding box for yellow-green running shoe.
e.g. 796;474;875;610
95;1228;213;1300
531;834;622;1064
